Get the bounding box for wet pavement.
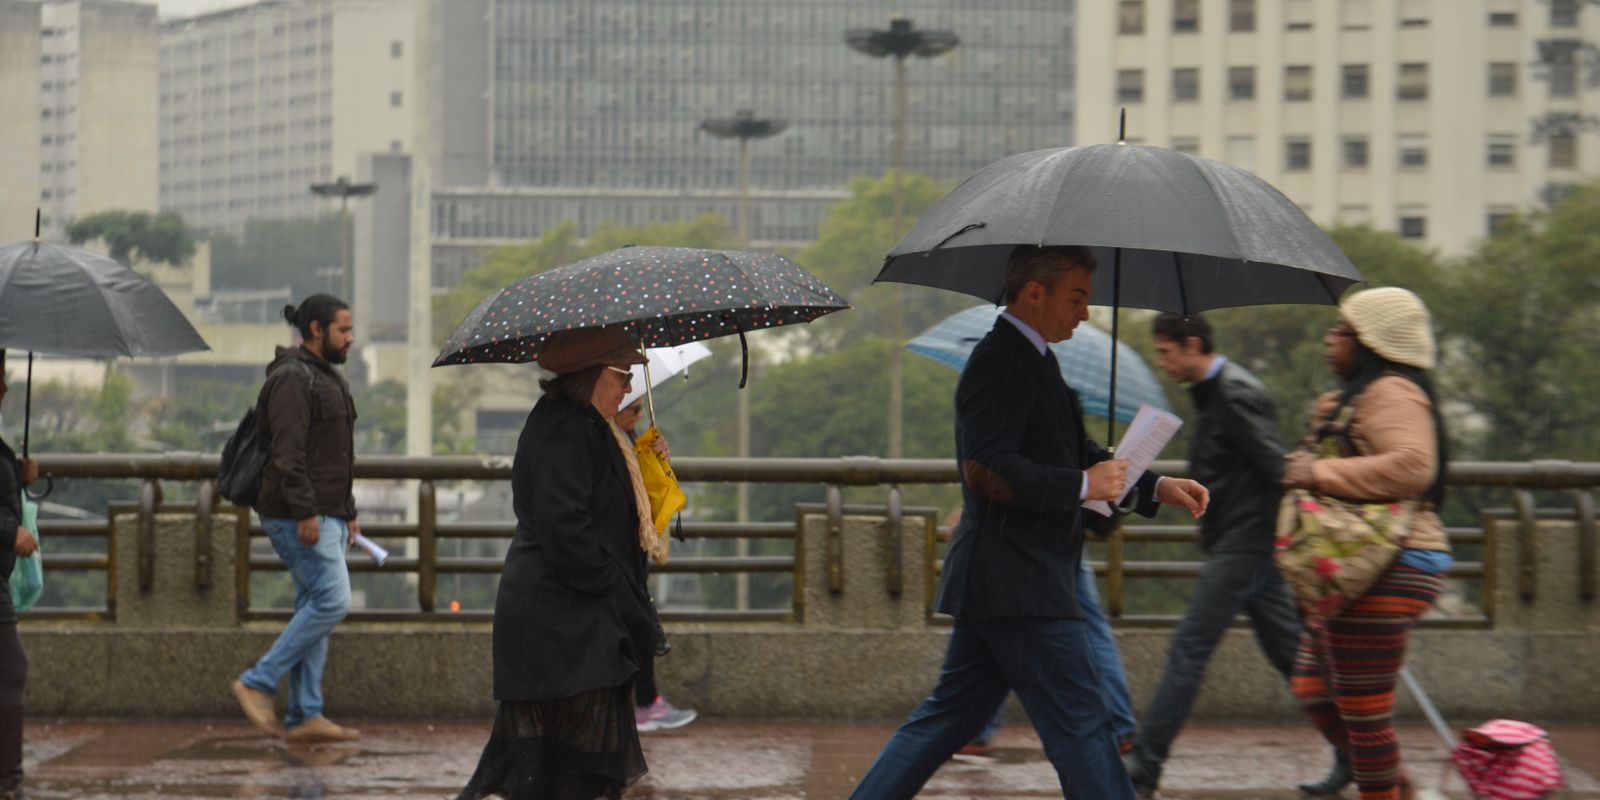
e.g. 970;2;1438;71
18;717;1600;798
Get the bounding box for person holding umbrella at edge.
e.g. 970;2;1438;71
0;352;37;800
849;246;1211;800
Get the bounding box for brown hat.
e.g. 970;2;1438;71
1340;287;1436;370
536;326;647;375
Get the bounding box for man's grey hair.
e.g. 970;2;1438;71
1002;246;1098;304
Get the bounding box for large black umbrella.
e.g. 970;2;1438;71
0;236;211;456
433;245;849;387
876;141;1365;440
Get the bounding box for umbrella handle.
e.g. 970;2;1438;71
737;329;749;389
22;352;32;458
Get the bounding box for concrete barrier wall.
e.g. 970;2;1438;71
18;509;1600;721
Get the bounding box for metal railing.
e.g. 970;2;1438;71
28;454;1600;626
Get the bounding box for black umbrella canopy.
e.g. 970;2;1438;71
877;144;1364;311
0;241;211;358
434;246;850;367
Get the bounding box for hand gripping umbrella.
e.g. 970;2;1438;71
0;215;211;458
876;131;1364;442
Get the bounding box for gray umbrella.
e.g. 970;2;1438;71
0;238;211;454
876;142;1364;440
878;143;1363;309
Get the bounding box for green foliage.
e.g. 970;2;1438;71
210;215;344;300
794;172;972;342
66;210;195;267
1432;182;1600;460
353;379;476;455
433;215;742;344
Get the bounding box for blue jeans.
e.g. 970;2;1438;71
850;616;1136;800
975;561;1136;744
1131;551;1301;777
240;516;352;730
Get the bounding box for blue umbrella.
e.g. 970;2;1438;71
907;305;1171;424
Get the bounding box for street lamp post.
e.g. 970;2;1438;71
309;175;378;303
845;18;958;459
701;110;787;611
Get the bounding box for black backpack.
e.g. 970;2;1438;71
217;360;317;507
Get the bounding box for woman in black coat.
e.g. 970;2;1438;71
0;353;38;800
458;328;659;800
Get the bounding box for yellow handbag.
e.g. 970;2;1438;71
632;426;687;537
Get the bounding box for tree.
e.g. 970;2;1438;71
1431;180;1600;461
433;215;742;344
793;172;969;344
66;210;194;267
210;215;343;300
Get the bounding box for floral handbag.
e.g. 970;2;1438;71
1274;406;1414;618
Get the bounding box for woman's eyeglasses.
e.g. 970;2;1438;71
605;365;634;384
1326;327;1357;339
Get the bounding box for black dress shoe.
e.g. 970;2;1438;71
1297;750;1353;796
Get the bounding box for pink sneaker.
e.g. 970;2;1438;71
635;696;698;732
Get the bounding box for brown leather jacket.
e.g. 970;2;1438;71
252;345;358;521
1304;375;1448;552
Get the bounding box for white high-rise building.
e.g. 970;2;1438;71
159;0;415;235
1;0;162;242
1076;0;1600;255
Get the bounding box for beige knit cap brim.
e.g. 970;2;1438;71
1340;287;1436;370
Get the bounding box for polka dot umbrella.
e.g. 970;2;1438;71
432;246;851;385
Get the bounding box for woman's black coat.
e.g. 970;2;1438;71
492;392;653;701
0;438;23;625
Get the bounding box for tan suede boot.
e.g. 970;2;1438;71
231;679;284;736
286;715;361;744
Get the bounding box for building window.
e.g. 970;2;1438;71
391;41;403;58
1549;61;1577;98
1230;0;1256;31
1118;69;1144;103
1174;0;1200;32
1487;135;1517;167
1398;135;1428;168
1229;66;1255;100
1172;68;1200;101
1399;0;1429;27
1398;213;1427;239
1119;0;1145;34
1342;136;1369;168
1397;63;1428;100
1341;0;1371;29
1550;0;1579;27
1486;209;1515;234
1285;66;1313;101
1285;137;1312;171
1549;130;1578;169
390;91;402;107
1171;136;1200;155
1488;11;1517;27
1342;64;1369;98
390;139;402;152
1285;0;1313;30
1488;63;1517;97
1226;136;1256;170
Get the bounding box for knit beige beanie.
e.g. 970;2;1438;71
1340;287;1436;370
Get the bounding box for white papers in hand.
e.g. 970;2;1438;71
352;533;389;566
1085;404;1184;517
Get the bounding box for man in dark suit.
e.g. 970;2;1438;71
850;245;1210;800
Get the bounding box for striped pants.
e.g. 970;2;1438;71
1289;564;1445;800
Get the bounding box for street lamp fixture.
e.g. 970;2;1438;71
701;110;788;610
700;110;789;244
845;18;957;460
309;175;378;304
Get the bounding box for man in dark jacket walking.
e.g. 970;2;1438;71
1125;313;1312;798
850;247;1211;800
232;294;363;745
